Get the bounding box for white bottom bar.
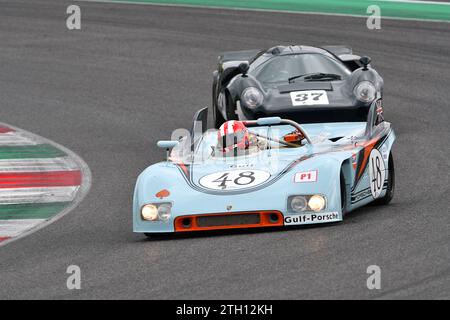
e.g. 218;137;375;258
0;157;79;172
0;186;79;204
0;219;46;237
0;132;37;146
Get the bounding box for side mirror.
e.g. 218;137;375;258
238;62;250;76
256;117;282;126
359;56;371;71
157;140;179;162
157;140;179;150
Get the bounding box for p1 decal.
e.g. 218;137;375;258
294;170;317;183
199;170;271;191
369;149;386;199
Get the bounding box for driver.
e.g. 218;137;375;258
217;120;260;155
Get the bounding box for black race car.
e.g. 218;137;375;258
211;45;383;128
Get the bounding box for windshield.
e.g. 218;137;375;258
170;125;304;164
250;53;350;87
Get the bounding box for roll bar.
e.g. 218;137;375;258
243;117;312;144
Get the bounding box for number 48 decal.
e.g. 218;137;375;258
212;171;256;189
199;170;271;191
368;149;386;198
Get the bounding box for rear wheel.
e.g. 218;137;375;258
373;153;395;205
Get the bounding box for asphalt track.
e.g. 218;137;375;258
0;0;449;299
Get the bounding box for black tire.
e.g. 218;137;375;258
212;81;226;128
213;100;226;129
224;91;238;121
340;170;347;217
213;89;237;128
372;153;395;205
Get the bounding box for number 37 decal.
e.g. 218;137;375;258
199;170;271;191
290;90;329;106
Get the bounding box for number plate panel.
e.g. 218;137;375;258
199;170;271;191
289;90;329;106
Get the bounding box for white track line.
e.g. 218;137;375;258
0;186;79;204
0;157;79;172
0;219;46;238
0;132;37;146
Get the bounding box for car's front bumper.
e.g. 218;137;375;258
134;210;342;234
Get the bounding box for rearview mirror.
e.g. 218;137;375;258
360;56;371;71
256;117;282;126
238;62;250;76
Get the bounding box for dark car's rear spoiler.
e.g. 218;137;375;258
320;45;353;57
218;49;263;64
321;46;362;71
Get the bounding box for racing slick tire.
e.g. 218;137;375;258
213;88;238;129
213;99;226;129
224;91;238;122
372;153;395;206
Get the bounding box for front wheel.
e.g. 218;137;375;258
213;94;226;129
372;153;395;205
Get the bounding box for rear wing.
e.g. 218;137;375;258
321;45;353;56
218;49;263;65
321;45;362;71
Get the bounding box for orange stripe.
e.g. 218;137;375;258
357;137;379;180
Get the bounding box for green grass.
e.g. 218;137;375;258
101;0;450;22
0;202;70;220
0;144;67;159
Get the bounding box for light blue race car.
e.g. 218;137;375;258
133;99;395;237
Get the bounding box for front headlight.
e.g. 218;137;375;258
290;196;308;212
241;87;263;108
141;204;158;221
288;195;327;213
157;203;172;221
354;81;376;102
308;195;326;212
141;203;172;221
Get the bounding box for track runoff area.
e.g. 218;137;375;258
80;0;450;23
0;124;90;246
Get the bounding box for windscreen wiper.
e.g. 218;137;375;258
288;73;341;83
